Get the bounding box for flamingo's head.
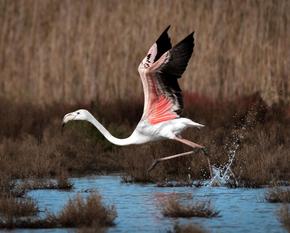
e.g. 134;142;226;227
62;109;90;131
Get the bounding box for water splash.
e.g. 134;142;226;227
207;134;240;187
207;102;258;187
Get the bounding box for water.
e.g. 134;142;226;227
207;135;239;187
9;175;287;233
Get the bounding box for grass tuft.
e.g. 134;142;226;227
58;193;117;227
162;195;219;218
0;193;116;229
0;196;38;227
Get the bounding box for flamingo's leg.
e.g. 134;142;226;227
174;137;212;178
174;136;204;148
147;137;213;178
147;150;199;173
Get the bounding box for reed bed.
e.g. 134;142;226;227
0;0;289;105
0;93;289;187
0;1;289;187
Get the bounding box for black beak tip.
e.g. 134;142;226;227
61;123;65;135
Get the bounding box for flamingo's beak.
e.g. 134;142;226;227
61;113;71;135
61;112;77;135
61;122;65;135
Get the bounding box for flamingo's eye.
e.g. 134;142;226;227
77;112;80;114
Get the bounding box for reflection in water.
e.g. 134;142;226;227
12;175;286;233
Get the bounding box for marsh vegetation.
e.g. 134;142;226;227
0;93;289;187
0;0;289;232
0;192;116;229
0;0;289;105
161;194;219;218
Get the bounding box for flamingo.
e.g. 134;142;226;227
62;26;211;174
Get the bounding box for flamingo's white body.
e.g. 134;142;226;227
63;26;210;172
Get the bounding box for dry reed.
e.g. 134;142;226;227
0;196;38;227
0;0;289;105
0;93;289;186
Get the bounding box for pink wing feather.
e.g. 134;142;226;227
138;27;194;125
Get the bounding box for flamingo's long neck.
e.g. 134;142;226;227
87;113;135;146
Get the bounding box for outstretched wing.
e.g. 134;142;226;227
138;30;194;125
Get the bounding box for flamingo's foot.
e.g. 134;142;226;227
201;147;209;156
200;147;213;178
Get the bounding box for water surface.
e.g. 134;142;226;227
13;175;287;233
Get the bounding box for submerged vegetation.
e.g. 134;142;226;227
279;205;290;232
265;187;290;203
169;223;208;233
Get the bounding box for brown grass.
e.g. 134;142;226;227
0;1;289;188
19;177;73;191
0;93;289;187
0;193;116;229
0;196;38;227
58;193;117;227
265;187;290;203
121;96;290;186
0;1;289;105
279;205;290;232
169;223;208;233
161;194;219;218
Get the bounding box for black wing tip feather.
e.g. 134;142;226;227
157;25;171;40
154;25;172;62
157;30;195;86
176;32;195;50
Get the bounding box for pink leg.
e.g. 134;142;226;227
147;150;198;173
174;137;204;149
174;137;212;177
147;137;213;178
